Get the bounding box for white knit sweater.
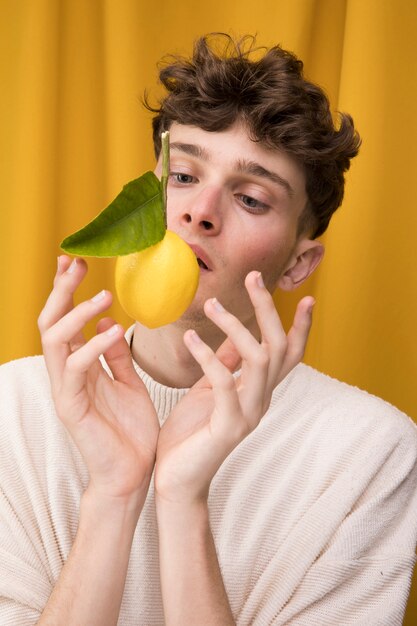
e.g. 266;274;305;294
1;328;417;625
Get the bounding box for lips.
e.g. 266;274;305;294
187;243;213;271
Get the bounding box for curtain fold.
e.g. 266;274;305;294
1;0;416;619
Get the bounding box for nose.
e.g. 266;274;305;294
178;186;222;236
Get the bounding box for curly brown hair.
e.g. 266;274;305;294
144;34;361;238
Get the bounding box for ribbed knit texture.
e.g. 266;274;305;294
1;325;416;625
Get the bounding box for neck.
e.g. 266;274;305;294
130;320;227;388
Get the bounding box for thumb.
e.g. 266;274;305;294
215;337;241;373
97;318;142;386
193;337;241;390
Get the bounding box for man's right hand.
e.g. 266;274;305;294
38;255;159;511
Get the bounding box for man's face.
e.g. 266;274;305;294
154;122;312;332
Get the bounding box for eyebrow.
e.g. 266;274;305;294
235;160;294;197
169;142;294;197
170;142;210;160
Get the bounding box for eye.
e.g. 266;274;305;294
237;194;269;214
170;172;196;185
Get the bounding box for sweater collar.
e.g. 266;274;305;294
124;324;189;424
123;325;301;424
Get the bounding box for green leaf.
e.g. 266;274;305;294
60;171;166;257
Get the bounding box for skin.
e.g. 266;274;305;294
133;122;324;388
36;122;324;625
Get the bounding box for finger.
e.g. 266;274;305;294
42;289;113;389
244;271;288;386
38;256;88;350
202;299;269;422
203;297;266;366
244;271;286;342
62;323;124;399
215;337;242;373
56;254;73;278
281;297;315;377
97;318;142;387
183;330;245;440
193;337;241;390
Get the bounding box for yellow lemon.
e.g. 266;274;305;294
115;230;200;328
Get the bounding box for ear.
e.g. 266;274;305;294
278;239;325;291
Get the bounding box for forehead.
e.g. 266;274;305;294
167;122;306;196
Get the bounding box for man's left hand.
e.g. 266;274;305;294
154;270;315;505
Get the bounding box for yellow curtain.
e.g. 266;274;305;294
1;0;416;621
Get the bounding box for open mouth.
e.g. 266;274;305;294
187;242;212;271
197;257;209;270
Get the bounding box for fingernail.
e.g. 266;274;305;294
211;298;225;312
67;258;77;274
57;256;62;273
308;299;316;314
106;324;119;336
190;330;202;343
91;290;106;303
256;272;264;288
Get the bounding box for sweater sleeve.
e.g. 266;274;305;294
0;488;52;624
0;357;85;625
243;404;417;626
279;412;417;626
224;366;417;626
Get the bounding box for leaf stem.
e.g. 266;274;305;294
161;131;169;229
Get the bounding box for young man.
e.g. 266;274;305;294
1;34;416;625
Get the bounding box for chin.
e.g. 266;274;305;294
173;294;207;327
174;309;209;332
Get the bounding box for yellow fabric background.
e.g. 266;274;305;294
0;0;416;621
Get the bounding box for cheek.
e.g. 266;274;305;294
238;233;292;288
241;232;288;267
